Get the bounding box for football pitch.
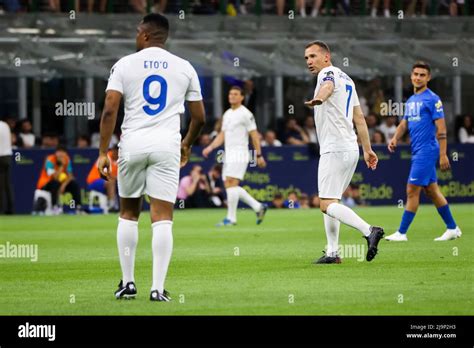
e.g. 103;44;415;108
0;204;472;316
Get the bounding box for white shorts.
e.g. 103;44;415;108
318;150;359;200
223;161;248;181
222;148;249;180
117;151;180;203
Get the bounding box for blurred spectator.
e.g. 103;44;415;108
4;116;16;131
129;0;146;13
91;131;118;148
76;135;91;148
41;133;60;148
371;0;390;17
151;0;167;14
297;0;322;17
365;113;379;139
49;0;60;12
303;115;317;144
377;116;397;143
87;146;118;211
450;0;465;16
261;130;282;147
176;165;211;208
458;115;474;143
272;192;284;208
372;130;386;144
210;118;222;140
0;119;14;214
11;132;23;149
350;184;367;206
407;0;428;17
342;186;356;207
199;133;212;147
300;193;310;208
367;79;386;115
243;79;257;113
310;194;320;208
0;0;20;12
205;164;225;207
18;120;36;148
283;118;309;145
284;191;300;208
276;0;285;15
34;145;83;214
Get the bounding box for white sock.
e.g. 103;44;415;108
324;213;340;256
236;186;261;212
117;217;138;284
311;8;318;17
371;7;377;17
326;203;371;237
151;220;173;293
226;187;239;223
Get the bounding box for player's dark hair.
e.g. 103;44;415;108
211;164;222;175
230;86;245;97
412;61;431;74
142;13;169;42
305;40;330;53
56;144;68;153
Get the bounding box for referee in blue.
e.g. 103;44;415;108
385;61;461;242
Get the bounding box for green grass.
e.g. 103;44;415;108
0;204;472;315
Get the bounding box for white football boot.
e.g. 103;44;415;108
434;227;462;241
385;231;408;242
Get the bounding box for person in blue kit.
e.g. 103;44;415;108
385;61;461;242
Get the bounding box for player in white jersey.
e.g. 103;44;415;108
98;14;205;301
202;86;268;226
304;41;384;264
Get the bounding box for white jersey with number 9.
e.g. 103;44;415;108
106;46;202;155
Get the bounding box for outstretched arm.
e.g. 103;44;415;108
305;82;334;106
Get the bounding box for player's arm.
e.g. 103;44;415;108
387;119;407;153
353;105;378;170
435;118;450;171
202;131;224;158
305;81;334;106
181;100;206;167
98;90;122;180
249;130;266;168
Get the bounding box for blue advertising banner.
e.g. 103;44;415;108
10;144;474;214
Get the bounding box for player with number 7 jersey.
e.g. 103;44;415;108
304;41;384;265
98;14;205;302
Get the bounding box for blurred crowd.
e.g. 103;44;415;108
0;0;470;16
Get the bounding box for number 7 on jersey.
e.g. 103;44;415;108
345;84;352;118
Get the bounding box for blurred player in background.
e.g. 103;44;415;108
202;86;267;226
34;145;82;214
304;41;384;264
87;146;119;210
386;62;462;242
98;14;205;302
